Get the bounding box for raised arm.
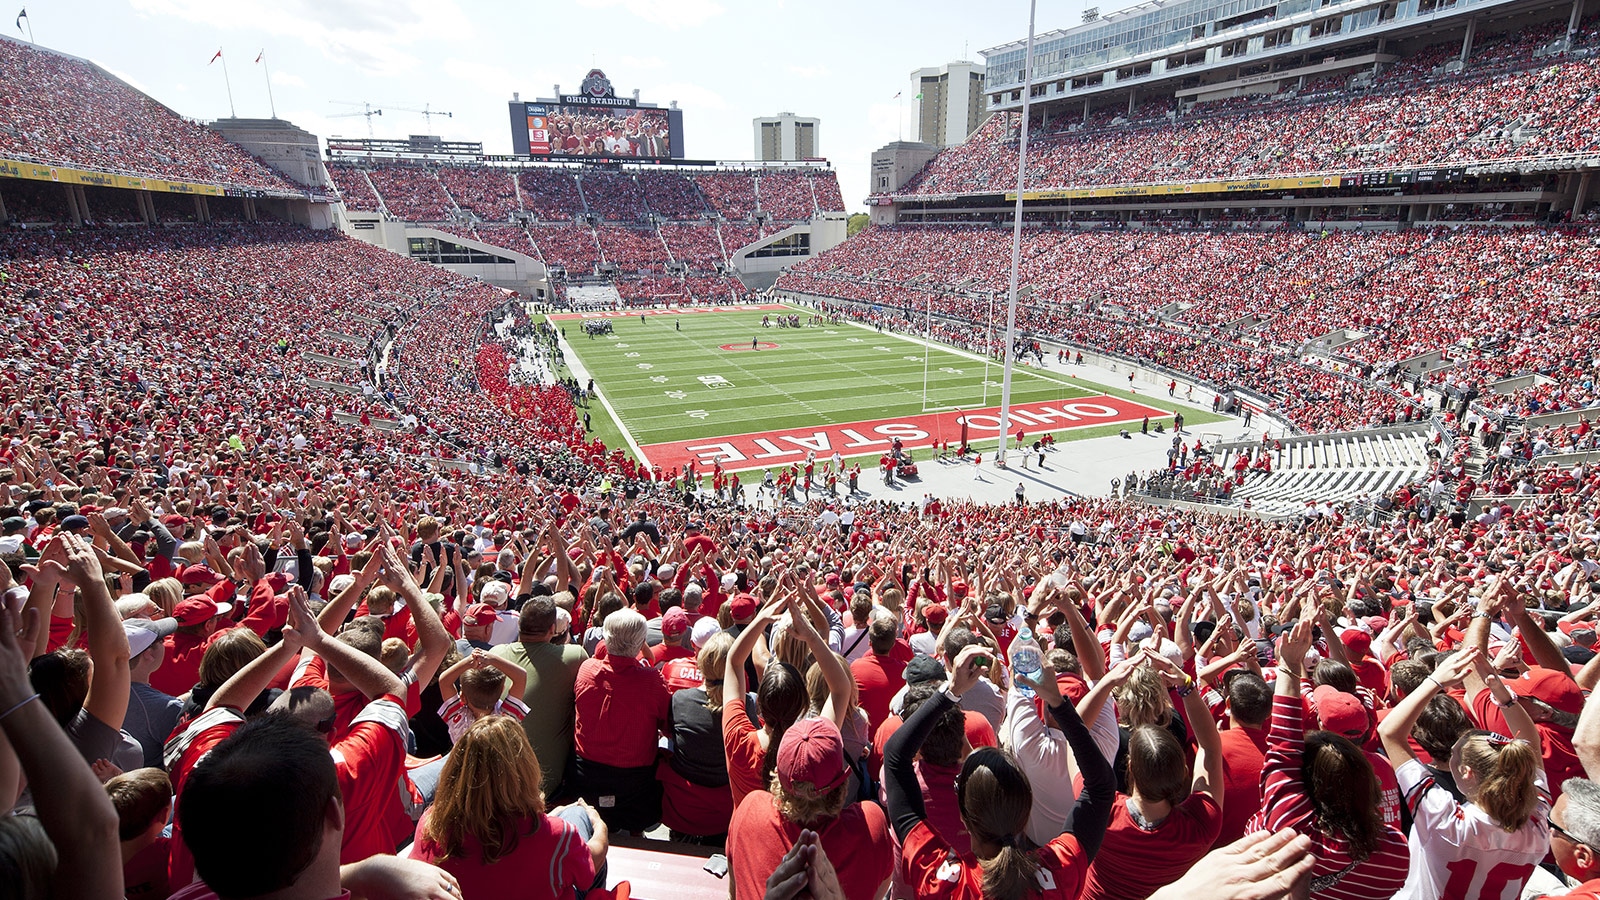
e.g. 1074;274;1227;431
0;604;121;900
55;533;130;732
1471;650;1540;750
1056;588;1108;682
784;592;850;727
319;545;381;633
382;542;451;687
210;588;313;712
725;597;781;701
1379;648;1480;768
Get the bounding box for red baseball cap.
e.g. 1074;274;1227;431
179;566;226;588
776;717;848;797
950;581;969;597
923;604;949;627
1312;685;1368;739
1338;628;1374;660
662;607;690;637
463;603;498;627
729;593;757;620
1518;666;1585;717
173;596;232;627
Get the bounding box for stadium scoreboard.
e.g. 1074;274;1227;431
1344;167;1468;188
509;68;685;161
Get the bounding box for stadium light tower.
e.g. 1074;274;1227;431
995;0;1038;468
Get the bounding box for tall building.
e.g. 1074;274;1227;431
753;113;820;161
908;61;988;147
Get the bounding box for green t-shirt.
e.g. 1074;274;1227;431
490;639;589;794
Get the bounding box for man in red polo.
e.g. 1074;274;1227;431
570;609;670;832
850;609;912;733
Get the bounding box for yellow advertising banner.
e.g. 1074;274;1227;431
1008;174;1341;202
0;157;225;196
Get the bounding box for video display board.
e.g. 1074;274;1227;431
509;68;684;160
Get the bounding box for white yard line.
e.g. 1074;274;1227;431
553;329;650;465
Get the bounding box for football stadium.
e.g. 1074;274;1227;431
4;0;1600;897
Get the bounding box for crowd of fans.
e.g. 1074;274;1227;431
8;316;1600;900
11;20;1600;899
323;163;844;227
435;166;521;223
0;40;300;193
660;223;729;270
899;17;1600;198
777;222;1600;430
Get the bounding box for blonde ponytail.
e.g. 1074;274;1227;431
1460;733;1540;831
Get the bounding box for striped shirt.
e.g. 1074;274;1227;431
1247;694;1410;900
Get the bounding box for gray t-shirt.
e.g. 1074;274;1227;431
70;707;144;772
124;682;183;770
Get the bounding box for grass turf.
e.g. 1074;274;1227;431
555;307;1227;455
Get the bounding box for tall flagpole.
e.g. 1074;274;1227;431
259;50;277;118
218;50;237;118
995;0;1037;469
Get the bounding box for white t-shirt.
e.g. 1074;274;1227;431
489;610;520;647
1393;757;1550;900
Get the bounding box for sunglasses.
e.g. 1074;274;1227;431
1551;818;1596;850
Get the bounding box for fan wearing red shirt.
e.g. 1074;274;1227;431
106;767;174;900
148;593;234;697
1212;672;1273;848
171;713;460;900
651;607;696;674
850;610;911;733
412;716;605;899
1080;654;1223;900
166;589;414;885
884;648;1114;900
727;717;893;900
1246;615;1409;900
569;608;670;833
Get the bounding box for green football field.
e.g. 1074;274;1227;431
552;306;1227;465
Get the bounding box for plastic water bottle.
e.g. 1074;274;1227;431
1011;625;1043;698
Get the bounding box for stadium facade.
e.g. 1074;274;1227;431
982;0;1585;111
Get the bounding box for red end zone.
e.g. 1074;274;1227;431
547;303;790;321
639;396;1177;472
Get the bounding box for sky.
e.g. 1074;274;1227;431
15;0;1096;212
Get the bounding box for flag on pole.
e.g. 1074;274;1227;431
14;8;25;32
255;49;263;64
893;91;901;98
209;49;222;65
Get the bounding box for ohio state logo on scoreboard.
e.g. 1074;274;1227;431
580;69;615;99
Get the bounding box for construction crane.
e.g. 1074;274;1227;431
389;104;455;131
328;101;383;138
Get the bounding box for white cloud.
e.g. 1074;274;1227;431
648;81;727;112
271;71;307;88
787;65;829;79
572;0;723;29
127;0;474;78
614;55;664;71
